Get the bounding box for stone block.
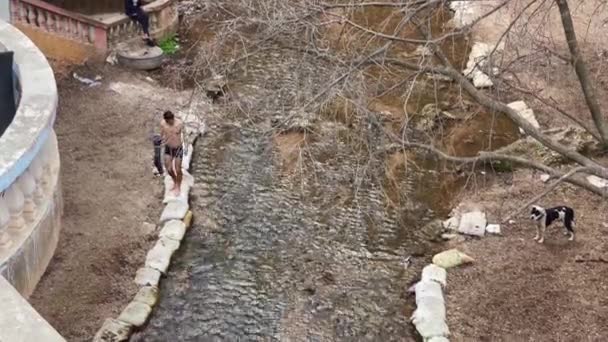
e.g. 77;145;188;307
118;301;152;327
134;267;161;287
457;211;486;237
159;220;187;241
145;240;176;273
163;175;191;205
160;200;189;223
134;286;159;307
93;318;132;342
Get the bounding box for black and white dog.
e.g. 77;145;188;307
530;205;575;243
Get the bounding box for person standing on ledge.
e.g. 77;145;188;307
160;111;184;195
124;0;155;47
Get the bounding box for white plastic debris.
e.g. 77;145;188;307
421;264;447;288
540;174;551;183
587;175;608;188
73;72;101;87
508;101;540;134
485;223;501;235
457;211;487;237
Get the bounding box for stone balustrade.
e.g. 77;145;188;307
0;20;61;299
10;0;108;49
8;0;178;58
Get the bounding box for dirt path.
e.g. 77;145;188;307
28;65;189;341
445;169;608;341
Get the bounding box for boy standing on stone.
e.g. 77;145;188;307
160;111;184;195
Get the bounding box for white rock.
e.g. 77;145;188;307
118;301;152;327
158;235;181;252
508;101;540;134
421;264;447;288
415;280;444;305
93;318;131;342
540;174;551;182
163;173;193;204
145;239;178;273
457;211;487;236
134;267;161;287
443;216;459;230
160;200;189;223
587;175;608;188
159;220;187;241
416;296;446;320
133;286;159;307
486;223;501;235
472;71;493;88
411;304;450;339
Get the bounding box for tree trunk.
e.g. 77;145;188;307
555;0;608;147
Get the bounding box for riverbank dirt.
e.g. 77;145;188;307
445;167;608;341
442;1;608;340
27;65;190;341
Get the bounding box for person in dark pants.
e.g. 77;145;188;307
124;0;155;46
152;134;164;176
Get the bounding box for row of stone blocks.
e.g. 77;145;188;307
93;122;201;341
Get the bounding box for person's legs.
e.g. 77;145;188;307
164;149;177;186
174;156;183;195
136;8;150;37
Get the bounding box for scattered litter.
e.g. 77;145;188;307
457;211;487;237
486;223;501;235
587;175;608;188
432;249;474;269
106;51;118;65
508;101;540;134
73;72;101;87
540;174;551;183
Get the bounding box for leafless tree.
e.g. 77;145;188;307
178;0;608;210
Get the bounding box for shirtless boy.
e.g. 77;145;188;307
160;111;183;195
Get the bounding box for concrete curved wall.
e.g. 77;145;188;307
0;19;62;298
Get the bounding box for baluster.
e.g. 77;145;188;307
38;10;47;31
88;26;95;44
72;19;78;38
10;0;20;22
47;14;55;33
27;5;36;26
42;130;59;176
0;195;11;249
29;158;44;207
17;172;36;222
5;185;25;231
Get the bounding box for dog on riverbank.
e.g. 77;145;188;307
530;205;575;243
